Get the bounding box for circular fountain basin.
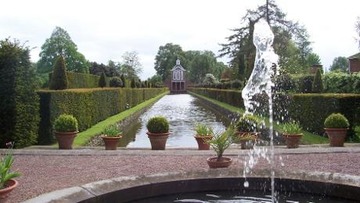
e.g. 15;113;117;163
23;169;360;203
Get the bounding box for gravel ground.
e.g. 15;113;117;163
5;147;360;203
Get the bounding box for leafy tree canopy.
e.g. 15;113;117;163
154;43;187;81
329;56;349;72
37;26;89;74
120;51;143;80
219;0;318;78
89;61;120;77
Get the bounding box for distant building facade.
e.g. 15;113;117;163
348;52;360;73
170;59;186;93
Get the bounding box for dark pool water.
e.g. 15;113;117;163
129;190;358;203
122;94;229;148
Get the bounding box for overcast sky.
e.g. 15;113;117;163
1;0;359;79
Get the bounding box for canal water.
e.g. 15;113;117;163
122;94;229;148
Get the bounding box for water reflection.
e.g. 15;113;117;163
124;94;228;148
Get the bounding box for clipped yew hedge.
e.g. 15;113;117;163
289;93;360;135
188;88;244;109
49;71;100;89
37;88;167;144
189;88;360;138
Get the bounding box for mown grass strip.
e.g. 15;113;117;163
73;91;169;146
189;91;328;144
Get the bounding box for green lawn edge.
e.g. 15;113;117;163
72;91;169;146
189;91;328;144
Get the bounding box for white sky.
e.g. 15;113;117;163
1;0;359;79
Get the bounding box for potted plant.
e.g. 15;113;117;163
324;113;349;147
279;121;303;148
101;124;122;150
146;116;170;150
54;114;78;149
0;142;21;201
207;126;235;168
235;114;260;149
194;123;213;150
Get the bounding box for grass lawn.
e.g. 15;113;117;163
189;91;328;145
72;91;169;146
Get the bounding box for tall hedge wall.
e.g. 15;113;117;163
49;71;100;89
0;39;40;148
289;94;360;135
188;88;244;109
189;88;360;138
37;88;167;144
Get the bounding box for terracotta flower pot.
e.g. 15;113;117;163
325;128;348;147
101;136;122;150
283;134;302;148
194;135;212;150
0;179;18;201
207;157;232;168
55;131;77;149
147;132;170;150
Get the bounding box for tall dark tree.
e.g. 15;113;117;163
49;56;68;90
37;27;89;74
0;38;39;148
312;68;323;93
89;62;120;77
98;71;107;88
329;56;349;72
219;0;314;79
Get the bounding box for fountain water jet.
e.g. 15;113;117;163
241;18;279;202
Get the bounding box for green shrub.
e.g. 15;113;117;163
98;72;107;88
324;113;349;128
230;79;243;89
49;56;68;90
312;68;323;93
353;126;360;142
323;72;351;93
279;121;302;134
274;72;296;92
131;78;136;88
146;116;169;133
195;123;213;136
236;114;260;132
109;77;123;87
208;126;234;160
297;74;313;93
54;114;78;132
102;124;121;137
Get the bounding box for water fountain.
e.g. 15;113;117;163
241;18;279;202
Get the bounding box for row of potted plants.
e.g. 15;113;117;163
0;112;351;200
52;111;351;151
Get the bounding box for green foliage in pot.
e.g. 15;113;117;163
279;121;303;135
102;124;122;137
236;114;260;132
195;123;213;137
54;114;78;132
324;113;349;129
146;116;169;133
0;143;21;189
208;126;235;161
